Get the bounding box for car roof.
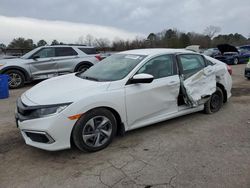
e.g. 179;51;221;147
44;45;95;48
119;48;196;56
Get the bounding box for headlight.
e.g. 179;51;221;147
0;63;5;67
29;104;70;118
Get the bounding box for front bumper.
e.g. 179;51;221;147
16;106;77;151
245;67;250;78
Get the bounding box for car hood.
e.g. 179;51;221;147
23;74;111;105
217;44;239;54
0;57;27;65
0;55;18;60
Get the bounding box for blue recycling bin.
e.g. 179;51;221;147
0;74;9;99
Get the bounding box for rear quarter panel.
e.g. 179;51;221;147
206;56;232;99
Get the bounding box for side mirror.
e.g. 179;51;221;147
130;73;154;84
32;55;40;60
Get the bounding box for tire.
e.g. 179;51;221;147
76;64;91;72
5;70;25;89
72;108;117;152
204;87;224;114
233;58;239;65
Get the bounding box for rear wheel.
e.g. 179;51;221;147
204;87;224;114
72;108;117;152
5;70;25;89
76;64;91;72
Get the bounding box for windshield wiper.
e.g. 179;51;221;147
81;76;99;81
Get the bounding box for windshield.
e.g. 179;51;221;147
77;54;146;81
21;47;42;59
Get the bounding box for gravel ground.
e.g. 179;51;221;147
0;64;250;188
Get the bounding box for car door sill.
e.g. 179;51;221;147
128;105;204;131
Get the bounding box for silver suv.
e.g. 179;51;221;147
0;45;101;88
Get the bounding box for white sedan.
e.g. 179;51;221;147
16;49;232;152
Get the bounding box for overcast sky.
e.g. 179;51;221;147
0;0;249;44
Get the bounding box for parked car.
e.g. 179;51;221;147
185;45;201;53
213;44;249;65
15;49;232;152
238;45;250;52
245;59;250;80
0;45;101;89
203;48;220;58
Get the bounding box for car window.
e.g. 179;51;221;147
239;47;250;53
137;55;174;79
206;59;215;66
179;54;206;79
241;46;250;51
55;47;77;57
33;48;55;58
21;48;41;59
78;48;97;54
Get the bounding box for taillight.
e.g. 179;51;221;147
227;65;232;75
95;54;102;61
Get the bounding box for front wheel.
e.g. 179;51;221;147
72;108;117;152
233;58;239;65
5;70;25;89
204;87;224;114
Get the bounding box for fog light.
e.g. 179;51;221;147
23;130;55;144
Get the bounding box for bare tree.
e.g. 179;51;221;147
85;34;95;46
204;25;221;39
95;38;110;49
77;36;85;44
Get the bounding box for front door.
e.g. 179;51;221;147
125;55;180;129
29;47;58;79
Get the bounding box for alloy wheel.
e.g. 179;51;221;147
234;58;238;65
82;116;112;148
8;73;22;88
